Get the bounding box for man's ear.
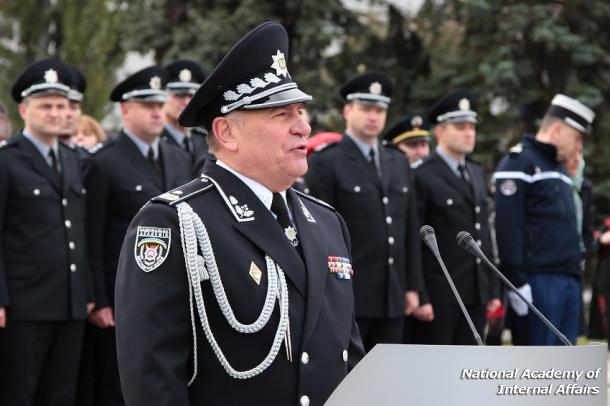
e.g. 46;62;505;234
212;115;239;152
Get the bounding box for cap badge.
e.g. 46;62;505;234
271;50;289;78
44;69;59;84
179;69;192;82
149;76;162;90
459;98;470;111
411;116;423;128
369;81;382;95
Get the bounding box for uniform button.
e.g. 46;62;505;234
304;188;310;194
388;257;394;265
301;352;309;365
475;206;481;214
82;188;86;195
353;186;361;193
65;220;72;228
388;236;395;245
447;198;453;206
135;185;143;192
300;395;310;406
70;264;77;272
62;198;68;207
342;350;348;362
476;240;482;247
475;222;481;230
33;188;40;196
385;216;392;225
402;186;408;193
476;258;481;264
69;241;75;250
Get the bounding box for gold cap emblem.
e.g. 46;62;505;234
411;116;423;128
369;81;382;95
458;98;470;111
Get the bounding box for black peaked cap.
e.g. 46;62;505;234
11;58;72;103
340;71;393;107
428;89;477;125
164;59;206;94
110;66;168;102
383;115;430;145
179;21;312;128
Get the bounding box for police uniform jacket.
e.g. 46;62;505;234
305;135;423;318
414;151;500;306
493;135;581;287
115;161;364;406
0;132;91;320
84;131;192;308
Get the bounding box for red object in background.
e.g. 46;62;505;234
307;132;342;155
486;303;505;320
604;218;610;230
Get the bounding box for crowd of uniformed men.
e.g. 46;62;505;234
0;20;597;406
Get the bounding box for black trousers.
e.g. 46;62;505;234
75;325;124;406
356;316;403;352
0;320;85;406
418;304;486;345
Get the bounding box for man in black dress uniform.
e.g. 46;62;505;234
161;59;213;168
306;72;423;351
115;22;364;406
0;58;93;405
83;66;192;405
413;90;501;344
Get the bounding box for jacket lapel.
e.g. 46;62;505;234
17;133;61;192
160;141;177;191
341;136;382;190
466;161;484;204
59;145;78;195
116;131;164;190
379;146;394;194
287;189;328;341
203;163;307;297
431;152;473;203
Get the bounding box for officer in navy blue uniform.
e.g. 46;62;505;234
383;115;431;168
115;22;364;406
0;58;93;405
161;59;213;169
306;72;423;351
494;94;595;345
83;66;192;405
413;90;501;345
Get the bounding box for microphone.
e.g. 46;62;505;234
419;226;483;346
456;231;572;346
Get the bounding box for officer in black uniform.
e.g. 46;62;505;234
413;90;501;344
0;58;93;405
494;94;595;345
115;22;364;406
161;59;213;169
83;66;192;405
59;64;86;147
306;72;423;352
383;115;431;168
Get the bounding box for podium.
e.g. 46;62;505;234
326;343;607;405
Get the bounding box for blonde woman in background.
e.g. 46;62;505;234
72;115;106;149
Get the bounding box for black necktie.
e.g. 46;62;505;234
271;192;302;254
368;148;380;178
183;137;191;153
147;147;162;175
458;163;474;196
49;148;62;188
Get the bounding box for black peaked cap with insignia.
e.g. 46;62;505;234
428;89;477;125
67;64;87;103
545;94;595;134
179;21;312;129
383;115;430;145
11;58;72;103
110;66;168;103
164;59;206;95
340;71;393;108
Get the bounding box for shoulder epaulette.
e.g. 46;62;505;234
0;138;18;151
152;177;216;206
293;189;336;212
509;143;523;155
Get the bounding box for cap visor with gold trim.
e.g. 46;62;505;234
179;21;312;128
384;115;430;145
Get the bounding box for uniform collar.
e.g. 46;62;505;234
345;131;379;159
164;122;189;145
22;130;59;162
216;159;288;215
435;146;465;177
524;134;559;163
123;128;160;159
